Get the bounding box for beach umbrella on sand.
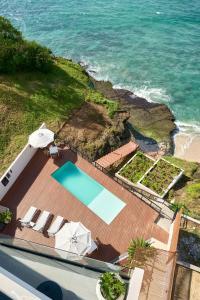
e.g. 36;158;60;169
55;222;92;257
28;128;54;148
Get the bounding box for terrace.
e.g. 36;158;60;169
0;147;170;262
0;124;183;299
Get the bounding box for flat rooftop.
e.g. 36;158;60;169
0;148;169;262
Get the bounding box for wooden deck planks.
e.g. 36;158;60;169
0;148;168;262
95;141;138;168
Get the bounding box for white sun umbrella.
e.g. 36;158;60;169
28;128;54;148
55;222;92;258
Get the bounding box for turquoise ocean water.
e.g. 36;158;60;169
1;0;200;132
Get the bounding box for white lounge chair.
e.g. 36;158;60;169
19;206;37;227
87;240;98;255
32;210;50;232
47;216;64;237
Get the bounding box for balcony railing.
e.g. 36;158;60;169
0;234;130;279
65;141;162;214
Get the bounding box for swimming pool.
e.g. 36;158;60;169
51;161;126;224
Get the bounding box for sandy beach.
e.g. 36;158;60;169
174;133;200;163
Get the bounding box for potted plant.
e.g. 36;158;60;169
0;210;12;224
96;272;126;300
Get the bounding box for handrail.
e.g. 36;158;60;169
93;161;162;214
64;141;162;214
0;234;129;279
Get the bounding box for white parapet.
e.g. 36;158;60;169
0;123;46;201
0;266;51;300
126;267;144;300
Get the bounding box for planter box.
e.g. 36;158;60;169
138;158;184;198
116;152;155;187
116;152;184;199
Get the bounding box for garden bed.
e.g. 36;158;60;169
116;152;183;198
139;158;183;198
117;152;154;185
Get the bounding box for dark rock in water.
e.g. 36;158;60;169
89;76;176;154
78;61;89;69
88;69;97;74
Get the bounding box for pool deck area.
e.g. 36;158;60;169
0;147;169;262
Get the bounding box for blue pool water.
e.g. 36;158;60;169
1;0;200;132
51;161;126;224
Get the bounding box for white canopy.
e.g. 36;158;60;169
55;222;92;257
28;128;54;148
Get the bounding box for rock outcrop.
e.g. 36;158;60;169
89;78;176;154
58;102;130;161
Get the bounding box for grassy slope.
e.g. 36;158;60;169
164;156;200;219
0;57;117;176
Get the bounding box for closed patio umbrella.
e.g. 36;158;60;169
28;128;54;148
55;222;92;257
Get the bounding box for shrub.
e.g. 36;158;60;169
0;16;22;42
0;210;12;224
100;272;126;300
0;16;54;73
169;202;190;215
186;182;200;200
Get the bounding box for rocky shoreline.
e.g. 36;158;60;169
84;67;176;155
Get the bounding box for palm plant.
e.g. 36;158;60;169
126;238;155;270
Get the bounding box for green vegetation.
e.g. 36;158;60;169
127;238;155;269
164;156;200;219
169;202;190;215
119;152;153;184
164;156;198;178
141;159;181;196
0;18;119;176
186;183;200;199
0;58;87;175
0;210;12;224
0;16;53;73
99;272;126;300
86;90;119;118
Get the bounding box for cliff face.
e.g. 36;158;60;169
58;101;130;161
89;78;176;154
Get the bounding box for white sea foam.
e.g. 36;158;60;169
175;121;200;134
81;59;200;139
133;86;171;103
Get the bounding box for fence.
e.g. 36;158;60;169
0;234;129;279
93;161;162;213
67;143;162;213
64;140;162;214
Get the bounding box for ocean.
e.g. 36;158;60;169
1;0;200;132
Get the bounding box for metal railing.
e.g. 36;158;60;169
0;234;129;279
63;140;162;214
93;161;162;214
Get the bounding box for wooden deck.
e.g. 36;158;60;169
139;250;177;300
95;141;138;168
0;148;168;262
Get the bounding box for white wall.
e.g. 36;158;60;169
126;267;144;300
0;123;46;201
0;266;51;300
